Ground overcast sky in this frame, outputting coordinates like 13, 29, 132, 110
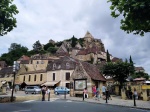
0, 0, 150, 74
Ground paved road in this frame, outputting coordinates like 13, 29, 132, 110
0, 99, 149, 112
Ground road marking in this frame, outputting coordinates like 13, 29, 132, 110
66, 100, 72, 102
23, 100, 35, 103
12, 110, 31, 112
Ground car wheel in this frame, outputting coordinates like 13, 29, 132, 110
25, 91, 28, 94
67, 91, 69, 94
55, 91, 58, 95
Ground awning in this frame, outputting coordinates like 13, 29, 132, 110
41, 81, 60, 86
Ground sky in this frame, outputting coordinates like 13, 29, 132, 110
0, 0, 150, 74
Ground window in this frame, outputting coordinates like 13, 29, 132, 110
40, 74, 43, 81
41, 60, 44, 64
28, 75, 31, 81
34, 75, 36, 81
53, 63, 56, 68
23, 76, 25, 81
66, 72, 70, 80
53, 73, 55, 81
66, 63, 69, 66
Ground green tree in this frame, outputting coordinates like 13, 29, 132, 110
0, 43, 28, 65
103, 62, 133, 94
33, 40, 42, 52
47, 47, 58, 54
106, 49, 111, 62
108, 0, 150, 36
129, 55, 135, 74
0, 0, 19, 36
44, 43, 55, 51
132, 72, 149, 80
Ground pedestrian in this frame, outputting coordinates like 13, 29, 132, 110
15, 85, 19, 93
92, 85, 97, 99
41, 85, 46, 101
102, 84, 106, 96
133, 88, 138, 100
83, 88, 88, 99
47, 87, 50, 101
96, 87, 100, 101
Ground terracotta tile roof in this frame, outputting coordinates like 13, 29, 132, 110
77, 46, 99, 55
81, 61, 106, 81
18, 55, 30, 61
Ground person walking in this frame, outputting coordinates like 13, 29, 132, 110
96, 87, 100, 101
41, 85, 46, 101
133, 88, 138, 100
83, 88, 88, 99
47, 87, 50, 101
92, 85, 97, 99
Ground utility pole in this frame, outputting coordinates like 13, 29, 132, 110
11, 61, 19, 102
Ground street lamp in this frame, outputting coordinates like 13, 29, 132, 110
11, 61, 19, 102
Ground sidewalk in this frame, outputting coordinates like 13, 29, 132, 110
63, 95, 150, 110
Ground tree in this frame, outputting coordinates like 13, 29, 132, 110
0, 43, 28, 65
134, 72, 149, 80
106, 49, 111, 62
108, 0, 150, 36
103, 62, 133, 94
47, 47, 58, 54
33, 40, 42, 52
129, 55, 135, 74
44, 43, 55, 51
0, 0, 19, 36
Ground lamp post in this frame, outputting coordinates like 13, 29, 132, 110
11, 61, 19, 102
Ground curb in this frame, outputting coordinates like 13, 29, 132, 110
64, 98, 150, 110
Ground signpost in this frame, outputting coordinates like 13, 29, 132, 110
10, 61, 19, 102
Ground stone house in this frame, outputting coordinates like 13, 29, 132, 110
0, 66, 14, 87
43, 56, 77, 88
70, 61, 106, 97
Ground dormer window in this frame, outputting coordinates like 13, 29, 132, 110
53, 63, 56, 68
66, 63, 70, 66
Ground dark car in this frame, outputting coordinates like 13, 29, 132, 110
54, 86, 70, 95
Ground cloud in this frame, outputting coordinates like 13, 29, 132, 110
0, 0, 150, 74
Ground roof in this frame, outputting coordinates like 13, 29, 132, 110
84, 31, 94, 38
0, 66, 13, 78
18, 55, 30, 61
47, 56, 77, 71
135, 67, 144, 71
81, 61, 106, 81
133, 77, 146, 81
20, 69, 47, 75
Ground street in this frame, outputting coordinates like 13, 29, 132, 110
0, 99, 149, 112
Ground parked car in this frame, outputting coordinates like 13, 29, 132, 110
54, 86, 70, 95
25, 86, 41, 94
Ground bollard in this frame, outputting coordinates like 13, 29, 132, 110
133, 95, 136, 106
48, 92, 50, 101
106, 90, 108, 103
64, 88, 66, 99
83, 92, 84, 101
